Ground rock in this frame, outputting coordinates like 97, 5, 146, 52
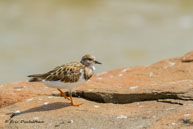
0, 50, 193, 129
0, 96, 186, 129
74, 53, 193, 103
181, 50, 193, 62
0, 81, 57, 108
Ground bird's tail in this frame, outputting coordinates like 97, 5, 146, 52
28, 74, 44, 82
28, 74, 44, 78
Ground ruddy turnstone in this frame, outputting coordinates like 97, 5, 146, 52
28, 54, 102, 106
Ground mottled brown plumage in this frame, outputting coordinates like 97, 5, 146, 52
28, 62, 94, 83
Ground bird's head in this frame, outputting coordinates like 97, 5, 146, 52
81, 54, 102, 67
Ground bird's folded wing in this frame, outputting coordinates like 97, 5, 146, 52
28, 62, 84, 83
45, 65, 82, 83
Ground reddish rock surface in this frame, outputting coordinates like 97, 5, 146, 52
0, 81, 57, 108
181, 50, 193, 62
149, 109, 193, 129
0, 96, 184, 129
0, 50, 193, 129
75, 54, 193, 103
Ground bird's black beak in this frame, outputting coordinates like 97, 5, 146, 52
95, 60, 102, 64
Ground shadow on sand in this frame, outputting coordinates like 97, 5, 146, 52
6, 102, 71, 119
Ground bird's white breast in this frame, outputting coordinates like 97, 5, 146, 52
90, 65, 96, 71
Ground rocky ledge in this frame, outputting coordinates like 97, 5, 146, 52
0, 51, 193, 129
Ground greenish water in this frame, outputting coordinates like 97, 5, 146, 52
0, 0, 193, 84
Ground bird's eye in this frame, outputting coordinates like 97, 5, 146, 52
88, 58, 92, 61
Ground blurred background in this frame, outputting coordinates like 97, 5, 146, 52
0, 0, 193, 84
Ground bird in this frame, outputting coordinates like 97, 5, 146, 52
28, 54, 102, 106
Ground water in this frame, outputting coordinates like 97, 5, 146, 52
0, 0, 193, 84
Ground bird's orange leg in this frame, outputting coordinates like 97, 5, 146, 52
69, 92, 81, 106
57, 88, 70, 100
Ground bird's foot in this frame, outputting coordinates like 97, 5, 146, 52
71, 103, 82, 106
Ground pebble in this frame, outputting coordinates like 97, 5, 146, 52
109, 75, 114, 78
129, 86, 138, 90
122, 68, 129, 72
44, 102, 49, 105
94, 105, 100, 108
117, 115, 127, 119
68, 120, 74, 123
169, 82, 176, 84
166, 108, 175, 111
15, 110, 21, 114
152, 116, 156, 119
119, 74, 123, 77
38, 97, 43, 101
97, 77, 103, 80
26, 98, 34, 102
149, 72, 153, 77
48, 96, 53, 99
184, 114, 190, 117
168, 62, 176, 66
88, 89, 94, 92
97, 72, 107, 76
